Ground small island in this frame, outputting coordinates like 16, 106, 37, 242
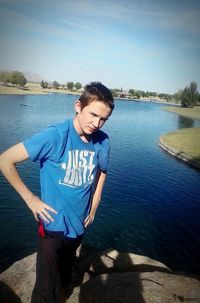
159, 106, 200, 169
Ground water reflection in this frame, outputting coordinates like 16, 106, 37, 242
177, 116, 194, 129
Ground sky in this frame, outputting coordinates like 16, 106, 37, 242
0, 0, 200, 94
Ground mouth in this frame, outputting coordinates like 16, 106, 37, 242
87, 126, 97, 132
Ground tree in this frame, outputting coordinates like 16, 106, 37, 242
67, 82, 74, 90
181, 81, 198, 108
129, 89, 135, 96
52, 81, 60, 89
75, 82, 82, 90
174, 89, 183, 102
41, 80, 45, 88
0, 71, 27, 87
139, 90, 145, 98
136, 91, 140, 99
158, 93, 172, 101
110, 89, 120, 97
0, 71, 11, 86
41, 80, 48, 88
10, 71, 27, 87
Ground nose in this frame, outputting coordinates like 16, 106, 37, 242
93, 117, 101, 128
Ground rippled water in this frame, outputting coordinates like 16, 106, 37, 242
0, 94, 200, 274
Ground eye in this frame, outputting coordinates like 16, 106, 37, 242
90, 112, 98, 117
100, 118, 108, 123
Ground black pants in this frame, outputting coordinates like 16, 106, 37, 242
31, 232, 83, 303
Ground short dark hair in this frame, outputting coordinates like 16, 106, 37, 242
79, 82, 114, 111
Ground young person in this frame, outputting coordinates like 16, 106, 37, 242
0, 82, 114, 303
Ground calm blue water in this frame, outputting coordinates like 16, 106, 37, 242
0, 94, 200, 275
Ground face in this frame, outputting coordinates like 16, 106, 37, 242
74, 100, 112, 136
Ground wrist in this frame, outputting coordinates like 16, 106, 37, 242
89, 209, 96, 218
23, 191, 35, 206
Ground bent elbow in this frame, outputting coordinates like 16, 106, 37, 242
0, 152, 15, 173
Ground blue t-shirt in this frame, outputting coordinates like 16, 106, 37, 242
23, 119, 110, 238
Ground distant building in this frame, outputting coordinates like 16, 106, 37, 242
117, 90, 132, 98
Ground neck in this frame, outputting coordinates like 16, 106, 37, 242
73, 117, 91, 143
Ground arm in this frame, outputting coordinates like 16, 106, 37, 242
84, 169, 107, 228
0, 143, 57, 223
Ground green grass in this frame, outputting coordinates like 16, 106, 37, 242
163, 106, 200, 120
160, 128, 200, 166
0, 83, 81, 96
0, 83, 46, 95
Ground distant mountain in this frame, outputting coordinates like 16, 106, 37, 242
0, 69, 46, 83
22, 71, 46, 83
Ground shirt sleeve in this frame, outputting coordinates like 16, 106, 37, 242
98, 136, 110, 172
23, 126, 59, 162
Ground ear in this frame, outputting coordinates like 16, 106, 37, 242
75, 100, 82, 114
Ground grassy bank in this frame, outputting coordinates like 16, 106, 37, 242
0, 83, 80, 96
0, 84, 45, 95
159, 128, 200, 168
160, 106, 200, 169
163, 106, 200, 120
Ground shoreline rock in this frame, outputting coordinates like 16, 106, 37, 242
1, 246, 200, 303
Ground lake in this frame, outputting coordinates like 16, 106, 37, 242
0, 93, 200, 275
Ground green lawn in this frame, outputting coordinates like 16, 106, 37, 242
160, 128, 200, 167
163, 106, 200, 120
0, 83, 81, 96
